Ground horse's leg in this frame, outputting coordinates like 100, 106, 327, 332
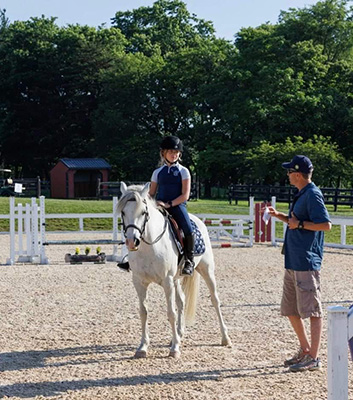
163, 276, 181, 358
132, 276, 150, 358
197, 260, 232, 346
175, 279, 185, 339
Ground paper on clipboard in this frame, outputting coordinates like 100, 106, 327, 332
262, 206, 271, 225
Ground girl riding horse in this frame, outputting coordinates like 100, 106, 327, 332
119, 135, 195, 276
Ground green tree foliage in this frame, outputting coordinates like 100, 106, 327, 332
238, 135, 352, 186
111, 0, 215, 55
95, 0, 232, 181
1, 0, 353, 191
230, 0, 353, 156
0, 17, 125, 177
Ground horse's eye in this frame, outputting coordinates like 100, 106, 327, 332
121, 211, 125, 217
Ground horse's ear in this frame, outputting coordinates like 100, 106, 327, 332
120, 182, 128, 195
141, 182, 150, 199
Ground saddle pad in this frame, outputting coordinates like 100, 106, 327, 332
191, 219, 205, 256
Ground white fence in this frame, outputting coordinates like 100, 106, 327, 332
0, 196, 254, 265
2, 195, 353, 265
327, 306, 353, 400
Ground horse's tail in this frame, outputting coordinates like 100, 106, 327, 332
182, 272, 200, 326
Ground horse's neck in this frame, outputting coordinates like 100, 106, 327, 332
145, 204, 167, 239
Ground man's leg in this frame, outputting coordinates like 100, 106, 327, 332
309, 316, 322, 359
288, 315, 310, 353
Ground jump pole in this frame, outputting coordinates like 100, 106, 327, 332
7, 196, 16, 265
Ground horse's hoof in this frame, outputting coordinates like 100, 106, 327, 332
134, 350, 147, 358
222, 337, 232, 347
169, 350, 181, 359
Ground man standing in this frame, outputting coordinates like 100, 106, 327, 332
268, 155, 331, 372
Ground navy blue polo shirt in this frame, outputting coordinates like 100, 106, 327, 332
151, 163, 190, 202
283, 182, 330, 271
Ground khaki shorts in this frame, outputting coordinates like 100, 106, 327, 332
281, 269, 322, 319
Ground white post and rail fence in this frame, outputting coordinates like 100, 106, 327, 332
2, 195, 353, 264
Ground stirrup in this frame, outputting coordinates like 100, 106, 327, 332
181, 260, 194, 276
117, 261, 130, 272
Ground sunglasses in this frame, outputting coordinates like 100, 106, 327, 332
287, 169, 298, 174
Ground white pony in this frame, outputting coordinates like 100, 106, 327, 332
118, 182, 231, 358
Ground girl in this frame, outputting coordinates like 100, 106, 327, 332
149, 136, 195, 275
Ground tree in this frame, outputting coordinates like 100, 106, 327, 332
237, 135, 352, 186
95, 0, 233, 181
0, 17, 125, 177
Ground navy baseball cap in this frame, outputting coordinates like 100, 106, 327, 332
282, 155, 313, 173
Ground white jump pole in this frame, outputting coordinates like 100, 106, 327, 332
17, 203, 23, 257
271, 196, 277, 246
30, 197, 39, 262
249, 196, 254, 247
18, 202, 32, 263
25, 203, 31, 257
110, 196, 119, 261
39, 196, 48, 264
327, 305, 349, 400
7, 196, 16, 265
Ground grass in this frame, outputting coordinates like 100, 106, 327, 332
0, 196, 352, 245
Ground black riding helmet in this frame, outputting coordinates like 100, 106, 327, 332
160, 136, 183, 152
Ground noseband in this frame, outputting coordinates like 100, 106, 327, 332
121, 198, 168, 246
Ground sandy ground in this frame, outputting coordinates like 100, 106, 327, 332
0, 233, 352, 400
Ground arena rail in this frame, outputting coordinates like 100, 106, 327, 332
327, 305, 353, 400
3, 196, 123, 265
1, 196, 255, 265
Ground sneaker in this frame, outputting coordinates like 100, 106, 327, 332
289, 354, 322, 372
284, 348, 308, 366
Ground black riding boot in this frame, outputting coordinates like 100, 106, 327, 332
117, 255, 130, 272
182, 233, 195, 276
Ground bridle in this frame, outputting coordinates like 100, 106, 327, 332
121, 198, 168, 246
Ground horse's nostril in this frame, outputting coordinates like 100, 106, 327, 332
135, 238, 140, 247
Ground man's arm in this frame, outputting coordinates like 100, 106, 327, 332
289, 212, 332, 231
267, 206, 289, 224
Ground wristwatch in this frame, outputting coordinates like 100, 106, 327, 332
168, 201, 173, 207
298, 220, 304, 230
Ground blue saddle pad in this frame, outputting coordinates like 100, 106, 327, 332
191, 219, 205, 255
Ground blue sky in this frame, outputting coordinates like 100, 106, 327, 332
1, 0, 319, 40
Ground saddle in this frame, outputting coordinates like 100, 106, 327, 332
162, 210, 206, 257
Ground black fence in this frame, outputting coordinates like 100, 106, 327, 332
0, 177, 50, 198
227, 184, 353, 211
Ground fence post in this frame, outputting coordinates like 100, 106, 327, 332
37, 176, 41, 198
327, 305, 348, 400
39, 195, 48, 264
271, 196, 276, 246
111, 196, 119, 261
96, 178, 101, 198
30, 197, 39, 262
334, 188, 339, 212
249, 197, 254, 247
6, 196, 16, 265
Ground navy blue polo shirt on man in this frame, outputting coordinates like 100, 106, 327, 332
283, 182, 331, 271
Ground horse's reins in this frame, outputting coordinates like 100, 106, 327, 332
122, 198, 168, 246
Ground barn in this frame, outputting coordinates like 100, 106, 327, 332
50, 158, 111, 199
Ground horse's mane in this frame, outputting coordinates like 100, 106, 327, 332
117, 184, 157, 214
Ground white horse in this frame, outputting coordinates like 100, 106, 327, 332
118, 182, 231, 358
